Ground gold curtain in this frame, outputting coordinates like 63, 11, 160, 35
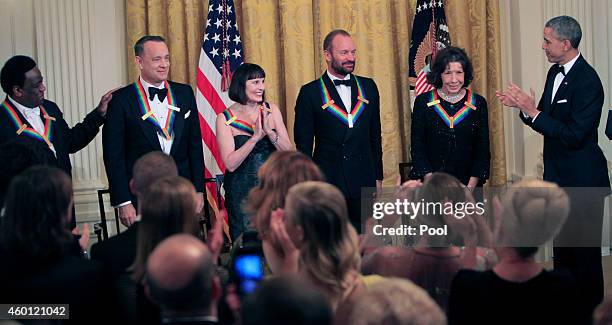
125, 0, 206, 86
125, 0, 506, 185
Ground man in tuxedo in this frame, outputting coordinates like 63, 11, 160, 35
605, 110, 612, 140
103, 35, 204, 227
497, 15, 610, 312
294, 30, 383, 232
146, 234, 221, 325
91, 151, 178, 321
0, 55, 113, 227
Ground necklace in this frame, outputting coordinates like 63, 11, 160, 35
438, 88, 465, 103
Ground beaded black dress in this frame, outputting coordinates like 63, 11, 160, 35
409, 89, 490, 185
222, 108, 276, 241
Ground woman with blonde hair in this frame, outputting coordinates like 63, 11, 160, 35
449, 179, 582, 324
269, 181, 365, 311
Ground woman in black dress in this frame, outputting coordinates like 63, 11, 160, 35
410, 47, 490, 190
215, 63, 292, 241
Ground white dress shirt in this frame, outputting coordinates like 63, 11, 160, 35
551, 52, 580, 103
525, 52, 580, 122
139, 77, 174, 155
8, 96, 56, 155
326, 70, 352, 112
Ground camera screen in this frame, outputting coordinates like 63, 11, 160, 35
234, 254, 264, 294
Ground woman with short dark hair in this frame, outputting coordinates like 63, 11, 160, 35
216, 63, 292, 241
409, 46, 490, 190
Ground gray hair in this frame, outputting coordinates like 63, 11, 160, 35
545, 16, 582, 49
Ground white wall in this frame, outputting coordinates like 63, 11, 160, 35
0, 0, 127, 235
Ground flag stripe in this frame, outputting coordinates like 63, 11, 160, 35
199, 114, 225, 172
197, 0, 243, 239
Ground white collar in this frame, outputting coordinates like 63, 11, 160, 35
560, 52, 580, 75
139, 76, 165, 99
7, 95, 40, 117
326, 70, 350, 82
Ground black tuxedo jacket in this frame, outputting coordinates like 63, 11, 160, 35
103, 81, 204, 206
294, 73, 383, 198
605, 110, 612, 140
0, 98, 104, 175
91, 223, 138, 276
520, 55, 609, 187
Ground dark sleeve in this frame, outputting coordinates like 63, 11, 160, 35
518, 96, 544, 127
531, 73, 605, 149
294, 85, 315, 158
470, 96, 490, 180
89, 241, 103, 262
368, 80, 383, 180
51, 101, 105, 153
520, 71, 548, 127
185, 87, 205, 192
448, 270, 478, 325
102, 95, 130, 206
605, 110, 612, 140
409, 95, 433, 178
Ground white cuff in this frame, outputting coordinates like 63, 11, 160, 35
114, 201, 132, 208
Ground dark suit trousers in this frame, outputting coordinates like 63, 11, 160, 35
554, 191, 606, 315
346, 197, 362, 234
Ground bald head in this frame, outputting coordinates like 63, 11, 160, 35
146, 234, 217, 312
131, 152, 178, 197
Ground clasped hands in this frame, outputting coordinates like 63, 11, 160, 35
251, 107, 277, 141
495, 83, 539, 118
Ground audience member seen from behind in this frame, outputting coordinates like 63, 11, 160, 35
0, 137, 55, 209
244, 151, 324, 274
241, 275, 333, 325
216, 63, 293, 241
349, 277, 446, 325
90, 152, 178, 322
146, 234, 221, 325
130, 176, 201, 324
268, 181, 368, 312
448, 179, 582, 324
594, 298, 612, 325
0, 166, 116, 322
362, 172, 494, 313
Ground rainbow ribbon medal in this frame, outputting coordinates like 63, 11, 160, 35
134, 79, 177, 140
1, 99, 55, 148
427, 89, 477, 128
222, 109, 254, 135
318, 76, 368, 128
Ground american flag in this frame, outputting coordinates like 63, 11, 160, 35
196, 0, 243, 232
408, 0, 451, 96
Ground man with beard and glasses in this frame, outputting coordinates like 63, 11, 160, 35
294, 29, 383, 233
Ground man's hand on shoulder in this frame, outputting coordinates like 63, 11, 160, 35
96, 87, 119, 117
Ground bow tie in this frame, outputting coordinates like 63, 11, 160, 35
24, 107, 41, 118
553, 64, 566, 76
149, 87, 168, 102
333, 79, 351, 87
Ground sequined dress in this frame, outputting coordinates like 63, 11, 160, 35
224, 135, 275, 241
409, 89, 490, 185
